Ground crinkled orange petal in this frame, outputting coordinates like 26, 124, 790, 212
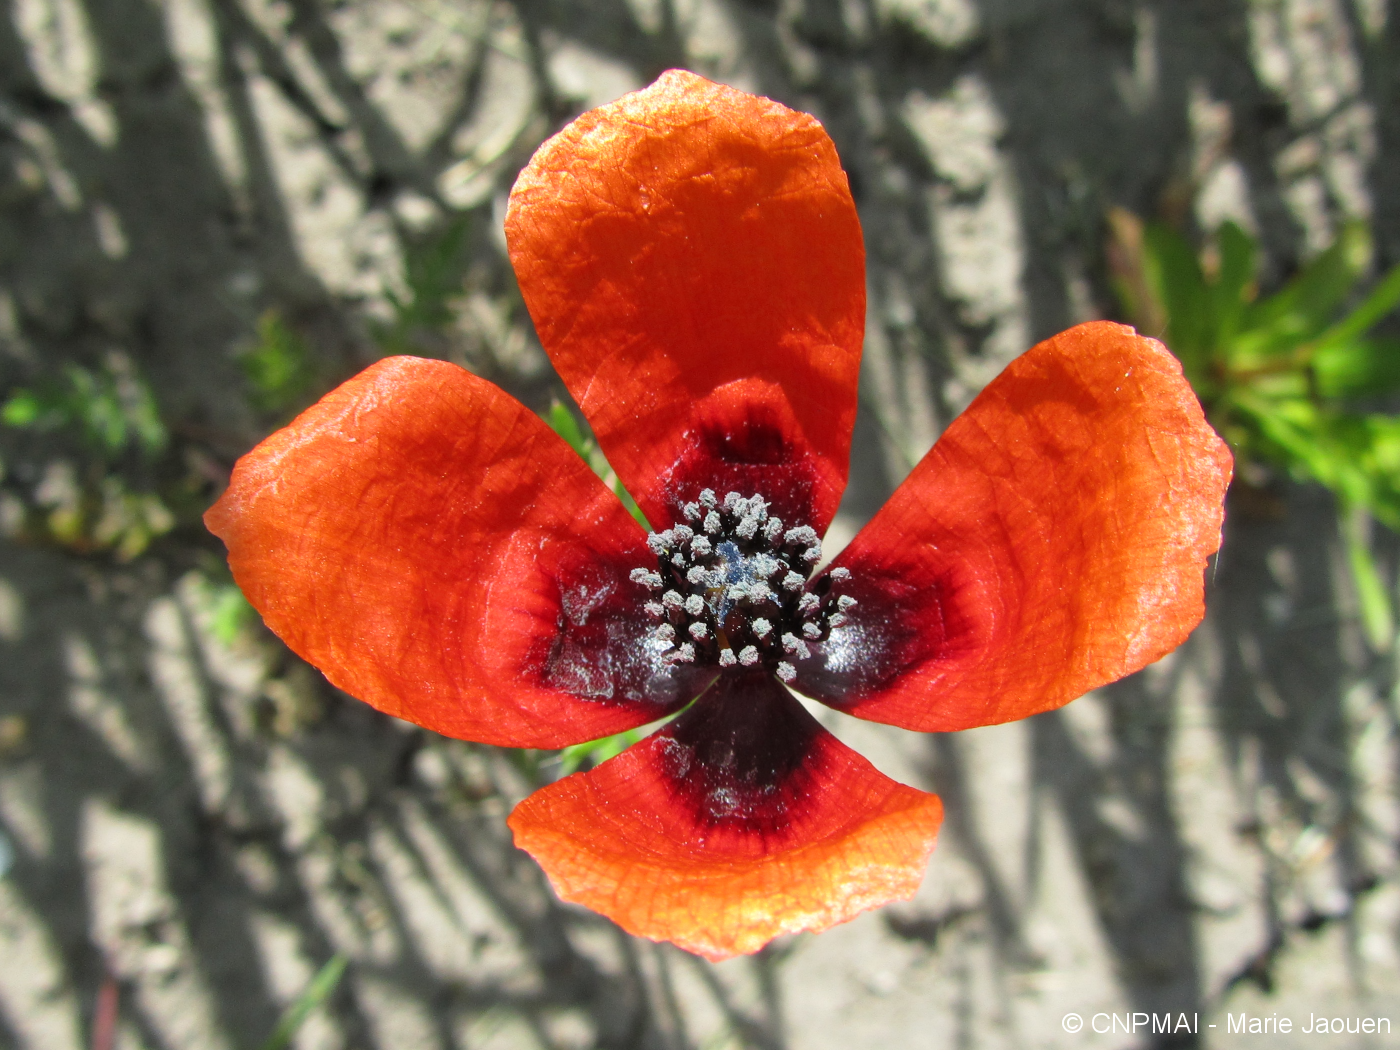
205, 357, 697, 749
793, 322, 1233, 731
505, 69, 865, 533
509, 674, 943, 960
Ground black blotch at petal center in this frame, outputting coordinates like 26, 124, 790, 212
654, 673, 823, 833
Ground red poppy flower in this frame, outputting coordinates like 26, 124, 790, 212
205, 71, 1232, 961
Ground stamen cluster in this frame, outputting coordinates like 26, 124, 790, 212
630, 489, 857, 682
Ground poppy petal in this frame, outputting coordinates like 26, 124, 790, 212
508, 673, 943, 960
505, 70, 865, 533
793, 322, 1233, 731
205, 357, 700, 749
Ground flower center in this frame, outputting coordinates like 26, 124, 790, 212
629, 489, 857, 683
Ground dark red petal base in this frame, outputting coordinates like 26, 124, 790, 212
509, 674, 943, 960
655, 378, 840, 531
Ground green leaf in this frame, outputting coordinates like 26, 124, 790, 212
1324, 415, 1400, 529
110, 363, 167, 457
376, 214, 474, 352
242, 312, 314, 413
64, 365, 126, 455
1343, 508, 1394, 654
1212, 221, 1257, 343
1237, 222, 1371, 358
547, 400, 591, 460
1313, 337, 1400, 398
554, 707, 689, 776
544, 401, 651, 530
1231, 393, 1332, 481
258, 954, 348, 1050
1143, 223, 1212, 379
613, 477, 649, 530
0, 391, 45, 428
3, 361, 166, 460
210, 584, 256, 646
1235, 405, 1400, 530
557, 727, 645, 776
1314, 262, 1400, 349
401, 214, 472, 331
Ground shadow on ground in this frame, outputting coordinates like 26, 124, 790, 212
2, 1, 1399, 1048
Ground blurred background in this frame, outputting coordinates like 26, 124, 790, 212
2, 0, 1400, 1047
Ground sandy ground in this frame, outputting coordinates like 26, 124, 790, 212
3, 0, 1400, 1047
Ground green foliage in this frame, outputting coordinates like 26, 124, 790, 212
6, 463, 176, 561
1112, 212, 1400, 650
258, 953, 347, 1050
1, 356, 174, 559
552, 706, 692, 777
242, 311, 315, 414
88, 477, 176, 561
557, 726, 647, 776
377, 214, 475, 354
546, 400, 649, 529
2, 356, 167, 461
191, 574, 259, 646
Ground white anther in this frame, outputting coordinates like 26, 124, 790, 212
662, 590, 684, 610
802, 544, 822, 563
781, 633, 810, 659
689, 621, 709, 641
690, 535, 712, 556
723, 491, 742, 511
630, 568, 663, 589
672, 525, 694, 543
687, 566, 707, 585
684, 594, 705, 617
700, 488, 717, 508
726, 583, 750, 602
748, 581, 774, 604
752, 554, 779, 578
781, 572, 805, 592
828, 567, 851, 582
683, 502, 701, 521
705, 569, 726, 589
647, 533, 667, 554
752, 618, 772, 639
704, 511, 722, 534
672, 642, 696, 663
798, 593, 820, 615
785, 526, 817, 546
802, 622, 823, 639
828, 613, 847, 628
764, 517, 783, 541
736, 515, 760, 540
776, 661, 796, 682
655, 623, 676, 641
738, 645, 761, 666
644, 601, 664, 618
671, 553, 686, 568
719, 648, 737, 667
838, 595, 858, 610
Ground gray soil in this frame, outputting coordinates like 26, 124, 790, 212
3, 0, 1400, 1048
